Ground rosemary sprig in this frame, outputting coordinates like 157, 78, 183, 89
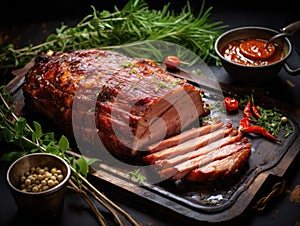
0, 86, 141, 226
0, 0, 227, 80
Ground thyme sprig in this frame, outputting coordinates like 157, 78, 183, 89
0, 0, 227, 79
0, 86, 141, 226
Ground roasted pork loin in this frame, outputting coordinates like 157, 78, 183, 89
23, 48, 252, 182
22, 49, 206, 160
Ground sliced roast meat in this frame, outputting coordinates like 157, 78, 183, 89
142, 125, 234, 164
130, 87, 205, 153
22, 49, 206, 160
158, 137, 251, 179
147, 119, 224, 153
186, 147, 251, 182
152, 131, 242, 169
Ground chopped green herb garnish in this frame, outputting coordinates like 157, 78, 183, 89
132, 82, 138, 89
120, 61, 136, 68
157, 81, 169, 89
256, 107, 293, 137
128, 169, 145, 183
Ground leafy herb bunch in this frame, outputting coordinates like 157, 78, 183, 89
0, 0, 227, 80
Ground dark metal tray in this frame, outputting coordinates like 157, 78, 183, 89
6, 54, 300, 224
87, 75, 299, 224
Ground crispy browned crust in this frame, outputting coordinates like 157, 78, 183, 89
23, 49, 205, 160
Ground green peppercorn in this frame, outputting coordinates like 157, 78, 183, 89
19, 165, 64, 192
281, 116, 288, 123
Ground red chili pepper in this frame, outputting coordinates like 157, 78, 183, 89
238, 117, 250, 136
243, 98, 252, 118
242, 125, 279, 142
251, 94, 261, 119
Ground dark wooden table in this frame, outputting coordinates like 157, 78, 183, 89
1, 1, 300, 225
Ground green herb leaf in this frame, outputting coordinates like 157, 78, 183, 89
32, 121, 43, 141
87, 158, 101, 166
76, 156, 89, 178
128, 169, 145, 183
14, 118, 27, 135
45, 141, 60, 154
58, 135, 69, 153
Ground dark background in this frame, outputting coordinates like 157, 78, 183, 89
1, 0, 300, 53
1, 1, 300, 226
0, 0, 299, 24
1, 0, 299, 23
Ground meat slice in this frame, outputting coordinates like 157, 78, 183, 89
22, 49, 205, 160
147, 119, 224, 153
142, 125, 234, 164
186, 147, 251, 182
152, 132, 241, 169
158, 137, 251, 179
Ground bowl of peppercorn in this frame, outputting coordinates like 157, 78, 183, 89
6, 153, 71, 218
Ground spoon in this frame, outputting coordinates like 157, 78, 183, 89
239, 21, 300, 60
239, 39, 275, 60
266, 21, 300, 46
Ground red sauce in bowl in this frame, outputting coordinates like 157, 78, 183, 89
221, 38, 284, 66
